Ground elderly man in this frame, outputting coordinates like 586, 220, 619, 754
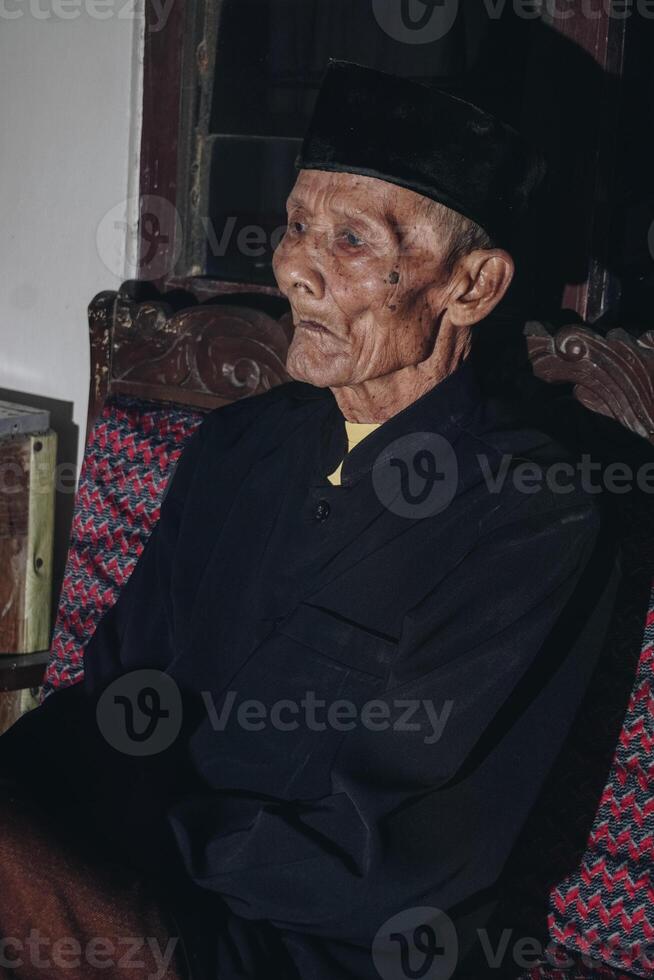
0, 62, 619, 979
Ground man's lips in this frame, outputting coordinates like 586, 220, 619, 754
296, 319, 332, 335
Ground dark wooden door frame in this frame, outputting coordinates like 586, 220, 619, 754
138, 0, 283, 302
137, 0, 631, 319
528, 3, 628, 322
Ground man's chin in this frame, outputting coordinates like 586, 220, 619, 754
286, 362, 336, 389
286, 348, 347, 389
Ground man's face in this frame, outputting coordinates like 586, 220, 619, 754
273, 170, 454, 388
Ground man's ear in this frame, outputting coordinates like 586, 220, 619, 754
446, 249, 515, 327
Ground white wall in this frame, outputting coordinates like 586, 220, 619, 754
0, 0, 144, 455
0, 1, 144, 600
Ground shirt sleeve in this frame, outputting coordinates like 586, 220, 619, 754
165, 493, 620, 949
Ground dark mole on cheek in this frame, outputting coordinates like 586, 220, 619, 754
388, 304, 397, 311
388, 271, 400, 284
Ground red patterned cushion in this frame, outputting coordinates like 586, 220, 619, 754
543, 584, 654, 977
520, 945, 641, 979
513, 579, 654, 979
43, 396, 204, 697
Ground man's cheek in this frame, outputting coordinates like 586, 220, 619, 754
329, 264, 385, 310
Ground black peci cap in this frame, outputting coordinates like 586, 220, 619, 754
296, 60, 546, 247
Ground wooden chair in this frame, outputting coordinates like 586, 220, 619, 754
0, 281, 292, 718
3, 293, 650, 687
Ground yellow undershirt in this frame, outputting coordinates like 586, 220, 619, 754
327, 421, 381, 486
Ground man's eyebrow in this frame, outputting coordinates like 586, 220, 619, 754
336, 203, 379, 221
286, 195, 394, 235
331, 201, 394, 233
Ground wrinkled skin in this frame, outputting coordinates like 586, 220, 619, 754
272, 170, 514, 422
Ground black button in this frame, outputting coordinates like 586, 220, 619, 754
314, 499, 331, 522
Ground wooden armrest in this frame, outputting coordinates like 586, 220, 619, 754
0, 652, 49, 693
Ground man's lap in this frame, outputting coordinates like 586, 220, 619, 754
0, 786, 183, 980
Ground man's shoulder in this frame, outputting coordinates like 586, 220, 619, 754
162, 380, 330, 511
199, 380, 330, 442
455, 398, 610, 545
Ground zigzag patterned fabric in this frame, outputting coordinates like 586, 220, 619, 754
546, 584, 654, 978
520, 944, 641, 979
42, 396, 204, 698
518, 580, 654, 979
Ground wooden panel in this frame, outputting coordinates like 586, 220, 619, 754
0, 652, 51, 694
87, 291, 115, 441
85, 285, 293, 432
0, 432, 57, 657
523, 3, 627, 321
24, 432, 57, 654
0, 691, 23, 736
163, 276, 284, 303
0, 688, 40, 736
138, 0, 187, 281
0, 438, 30, 655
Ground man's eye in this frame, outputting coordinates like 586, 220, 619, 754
292, 221, 306, 234
341, 230, 365, 248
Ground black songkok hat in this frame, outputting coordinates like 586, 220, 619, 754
296, 60, 546, 247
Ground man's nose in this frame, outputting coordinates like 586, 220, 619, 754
279, 232, 326, 299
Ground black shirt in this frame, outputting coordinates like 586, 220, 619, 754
0, 359, 620, 979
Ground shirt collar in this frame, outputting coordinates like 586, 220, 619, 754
307, 358, 482, 487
